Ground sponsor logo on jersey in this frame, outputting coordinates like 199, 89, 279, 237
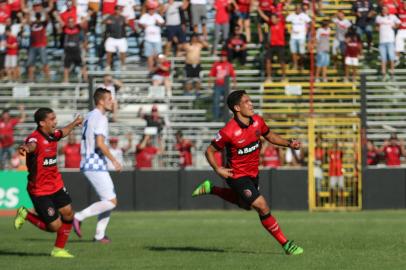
237, 141, 260, 155
43, 156, 57, 167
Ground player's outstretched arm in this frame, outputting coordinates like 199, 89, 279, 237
264, 130, 301, 150
96, 135, 122, 172
60, 115, 84, 138
205, 145, 233, 179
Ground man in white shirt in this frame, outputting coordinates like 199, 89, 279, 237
332, 10, 352, 68
376, 6, 400, 80
73, 88, 122, 243
286, 5, 311, 70
138, 2, 165, 71
107, 134, 132, 170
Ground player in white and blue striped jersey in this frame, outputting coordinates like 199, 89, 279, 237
73, 88, 122, 243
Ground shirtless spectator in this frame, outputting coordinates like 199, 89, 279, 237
183, 33, 208, 95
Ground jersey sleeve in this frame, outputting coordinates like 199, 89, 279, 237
256, 115, 270, 136
53, 129, 63, 141
211, 129, 231, 150
94, 115, 108, 138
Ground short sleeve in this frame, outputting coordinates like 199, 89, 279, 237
256, 115, 270, 136
94, 115, 108, 137
53, 129, 63, 141
211, 129, 230, 150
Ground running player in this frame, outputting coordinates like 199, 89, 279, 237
192, 90, 304, 255
14, 108, 83, 258
73, 88, 122, 243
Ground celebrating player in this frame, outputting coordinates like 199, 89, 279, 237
192, 90, 304, 255
73, 88, 122, 243
14, 108, 83, 258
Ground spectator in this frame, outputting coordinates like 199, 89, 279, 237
63, 17, 88, 83
208, 50, 237, 120
76, 0, 91, 30
0, 0, 11, 28
344, 30, 362, 82
107, 134, 132, 170
315, 20, 331, 83
9, 0, 25, 24
367, 140, 379, 165
314, 135, 325, 199
190, 0, 208, 40
138, 105, 166, 137
104, 4, 128, 71
265, 14, 287, 83
212, 0, 236, 55
152, 54, 172, 96
162, 0, 188, 56
236, 0, 251, 42
352, 0, 375, 52
285, 145, 304, 167
378, 0, 399, 15
286, 5, 311, 71
175, 130, 193, 168
5, 26, 18, 82
395, 1, 406, 65
61, 133, 81, 168
257, 0, 273, 43
376, 6, 400, 81
102, 0, 118, 16
118, 0, 137, 31
0, 105, 25, 169
183, 33, 208, 95
135, 134, 160, 169
379, 133, 406, 166
138, 1, 165, 71
100, 74, 122, 122
10, 151, 26, 171
332, 10, 352, 70
261, 140, 283, 168
328, 141, 344, 206
226, 25, 247, 65
27, 11, 50, 82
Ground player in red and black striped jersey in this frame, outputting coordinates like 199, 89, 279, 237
192, 90, 304, 255
14, 107, 83, 258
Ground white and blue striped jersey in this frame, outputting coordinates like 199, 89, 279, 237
80, 108, 109, 171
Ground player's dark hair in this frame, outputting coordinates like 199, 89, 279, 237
227, 90, 247, 113
93, 87, 111, 105
34, 107, 54, 126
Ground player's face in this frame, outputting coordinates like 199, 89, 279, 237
41, 112, 57, 134
102, 93, 114, 112
236, 95, 254, 117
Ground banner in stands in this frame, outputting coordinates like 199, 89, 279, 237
0, 171, 32, 209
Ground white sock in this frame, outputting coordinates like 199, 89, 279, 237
95, 211, 111, 240
74, 200, 115, 222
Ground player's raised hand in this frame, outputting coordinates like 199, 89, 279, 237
74, 114, 84, 127
112, 160, 123, 172
216, 167, 233, 179
289, 139, 301, 150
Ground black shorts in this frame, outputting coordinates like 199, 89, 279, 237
257, 11, 272, 24
64, 50, 82, 68
267, 46, 285, 63
185, 63, 201, 79
29, 187, 72, 224
226, 176, 260, 207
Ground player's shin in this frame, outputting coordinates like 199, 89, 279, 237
54, 219, 73, 249
259, 213, 288, 245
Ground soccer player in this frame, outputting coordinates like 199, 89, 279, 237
14, 108, 83, 258
192, 90, 304, 255
73, 88, 122, 243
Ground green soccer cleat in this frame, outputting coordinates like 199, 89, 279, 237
14, 206, 28, 230
283, 240, 304, 255
192, 179, 213, 197
50, 248, 75, 258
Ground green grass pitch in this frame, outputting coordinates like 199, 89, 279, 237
0, 210, 405, 270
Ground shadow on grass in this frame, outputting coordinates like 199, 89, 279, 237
0, 250, 49, 257
145, 246, 280, 255
24, 238, 95, 243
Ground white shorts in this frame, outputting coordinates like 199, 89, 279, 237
84, 171, 116, 201
105, 37, 128, 53
329, 175, 344, 189
5, 55, 17, 68
395, 29, 406, 53
345, 57, 359, 66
